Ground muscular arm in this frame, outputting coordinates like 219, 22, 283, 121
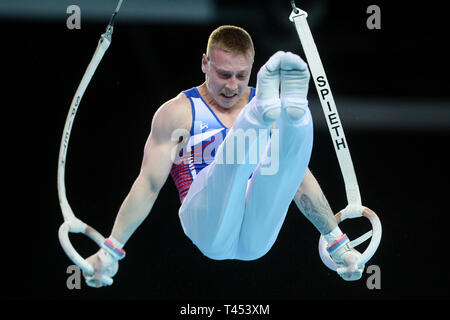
295, 169, 365, 280
294, 168, 337, 235
109, 135, 173, 245
110, 94, 191, 245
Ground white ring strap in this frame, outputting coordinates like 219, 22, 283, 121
289, 4, 382, 269
57, 0, 123, 285
289, 8, 360, 205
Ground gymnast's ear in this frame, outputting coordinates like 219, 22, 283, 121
201, 53, 208, 73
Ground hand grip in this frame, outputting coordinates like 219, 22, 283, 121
58, 220, 113, 285
318, 206, 382, 271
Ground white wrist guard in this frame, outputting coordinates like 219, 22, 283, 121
327, 234, 351, 263
102, 237, 126, 260
327, 233, 364, 281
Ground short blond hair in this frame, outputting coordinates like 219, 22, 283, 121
206, 25, 255, 59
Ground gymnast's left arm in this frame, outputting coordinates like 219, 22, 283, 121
294, 168, 364, 280
294, 168, 337, 235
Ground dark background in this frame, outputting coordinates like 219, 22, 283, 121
4, 0, 450, 303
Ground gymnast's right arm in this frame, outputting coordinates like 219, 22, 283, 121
83, 94, 191, 287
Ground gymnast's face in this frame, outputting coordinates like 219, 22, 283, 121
202, 48, 253, 109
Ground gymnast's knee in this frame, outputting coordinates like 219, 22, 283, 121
201, 244, 269, 261
197, 241, 238, 260
233, 243, 272, 261
189, 234, 272, 261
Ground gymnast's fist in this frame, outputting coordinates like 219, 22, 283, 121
83, 248, 119, 288
327, 234, 364, 281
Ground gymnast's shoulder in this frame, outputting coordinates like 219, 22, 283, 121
149, 92, 192, 140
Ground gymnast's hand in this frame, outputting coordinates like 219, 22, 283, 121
327, 234, 364, 281
83, 248, 119, 288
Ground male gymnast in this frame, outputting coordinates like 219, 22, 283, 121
85, 25, 363, 287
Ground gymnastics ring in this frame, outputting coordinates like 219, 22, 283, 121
57, 0, 123, 286
289, 1, 382, 272
58, 218, 113, 285
318, 205, 382, 271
